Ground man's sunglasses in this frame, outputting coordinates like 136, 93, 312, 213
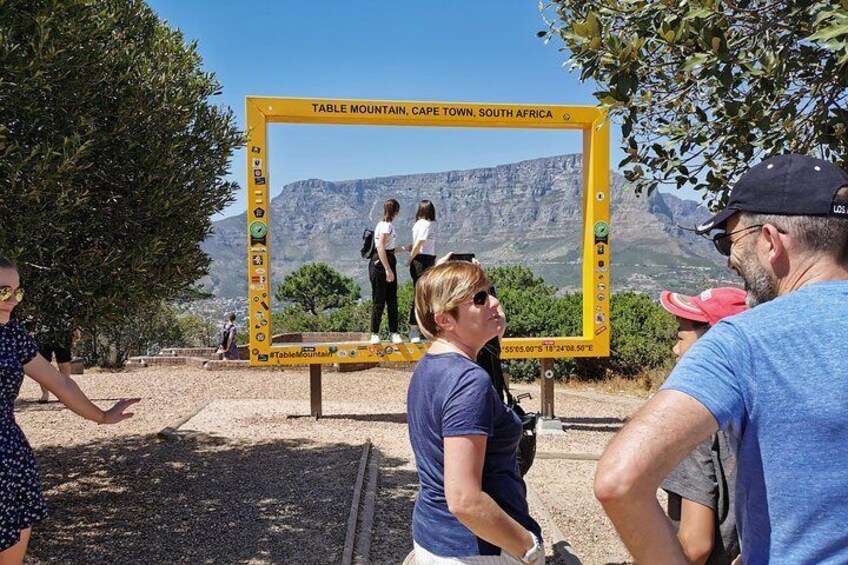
711, 225, 764, 256
470, 285, 497, 306
0, 286, 24, 302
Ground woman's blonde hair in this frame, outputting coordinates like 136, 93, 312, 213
414, 261, 489, 337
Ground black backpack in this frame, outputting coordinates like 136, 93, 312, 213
361, 228, 376, 259
218, 325, 231, 349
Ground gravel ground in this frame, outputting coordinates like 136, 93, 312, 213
14, 365, 651, 564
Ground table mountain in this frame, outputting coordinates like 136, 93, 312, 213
201, 154, 737, 298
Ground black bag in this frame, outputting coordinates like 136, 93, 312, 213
218, 327, 230, 349
361, 228, 376, 259
508, 392, 538, 477
477, 337, 538, 477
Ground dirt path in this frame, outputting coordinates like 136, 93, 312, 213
16, 366, 646, 564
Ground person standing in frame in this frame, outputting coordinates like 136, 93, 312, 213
406, 200, 437, 343
0, 255, 139, 563
370, 198, 405, 345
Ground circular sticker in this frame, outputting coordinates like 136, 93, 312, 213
251, 348, 259, 355
544, 369, 554, 380
596, 192, 605, 201
249, 221, 267, 238
256, 332, 266, 342
329, 345, 337, 353
349, 350, 356, 358
593, 221, 610, 239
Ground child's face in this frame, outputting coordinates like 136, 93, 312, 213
673, 318, 708, 362
0, 267, 21, 321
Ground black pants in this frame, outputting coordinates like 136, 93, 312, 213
408, 254, 436, 326
369, 251, 398, 334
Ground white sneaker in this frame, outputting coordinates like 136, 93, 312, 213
369, 334, 381, 344
391, 333, 403, 344
409, 327, 421, 343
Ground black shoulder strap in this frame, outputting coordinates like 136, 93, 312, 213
477, 337, 508, 404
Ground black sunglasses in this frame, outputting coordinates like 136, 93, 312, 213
711, 225, 764, 256
470, 285, 497, 306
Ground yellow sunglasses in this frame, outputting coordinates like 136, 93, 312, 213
0, 287, 24, 302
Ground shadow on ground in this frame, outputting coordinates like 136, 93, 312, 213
560, 416, 624, 433
288, 413, 408, 425
27, 435, 410, 564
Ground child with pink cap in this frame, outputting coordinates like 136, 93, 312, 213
659, 287, 747, 565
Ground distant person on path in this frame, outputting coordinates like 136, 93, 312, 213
659, 287, 747, 565
406, 200, 437, 343
369, 198, 405, 345
0, 255, 139, 564
34, 326, 79, 403
219, 312, 239, 360
406, 261, 544, 564
594, 154, 848, 563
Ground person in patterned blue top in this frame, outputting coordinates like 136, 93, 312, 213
0, 255, 139, 563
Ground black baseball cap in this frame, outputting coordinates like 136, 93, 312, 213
695, 154, 848, 235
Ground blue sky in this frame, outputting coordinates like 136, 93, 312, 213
147, 1, 643, 219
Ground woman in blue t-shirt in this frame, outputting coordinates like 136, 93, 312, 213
406, 261, 544, 564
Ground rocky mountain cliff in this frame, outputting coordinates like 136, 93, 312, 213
201, 155, 737, 297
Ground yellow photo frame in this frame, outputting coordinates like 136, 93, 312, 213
244, 97, 610, 366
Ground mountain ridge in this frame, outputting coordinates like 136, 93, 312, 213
201, 154, 737, 298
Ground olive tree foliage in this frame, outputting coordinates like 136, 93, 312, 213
0, 0, 244, 342
540, 0, 848, 207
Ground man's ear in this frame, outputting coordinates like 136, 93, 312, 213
761, 223, 787, 266
433, 311, 455, 333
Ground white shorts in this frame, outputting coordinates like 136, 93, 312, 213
412, 542, 545, 564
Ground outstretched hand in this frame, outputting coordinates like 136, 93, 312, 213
100, 398, 141, 424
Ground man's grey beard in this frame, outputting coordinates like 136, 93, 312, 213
738, 251, 778, 307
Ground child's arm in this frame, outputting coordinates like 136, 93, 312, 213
24, 355, 139, 423
677, 498, 716, 565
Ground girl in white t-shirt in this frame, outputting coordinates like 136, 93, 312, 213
406, 200, 437, 342
369, 198, 406, 344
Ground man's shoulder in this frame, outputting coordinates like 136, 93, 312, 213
723, 283, 848, 333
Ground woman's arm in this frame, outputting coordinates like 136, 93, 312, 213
444, 435, 536, 558
24, 355, 139, 424
376, 232, 394, 282
677, 498, 715, 565
407, 239, 425, 264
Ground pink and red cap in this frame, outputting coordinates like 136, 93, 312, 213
660, 287, 748, 326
